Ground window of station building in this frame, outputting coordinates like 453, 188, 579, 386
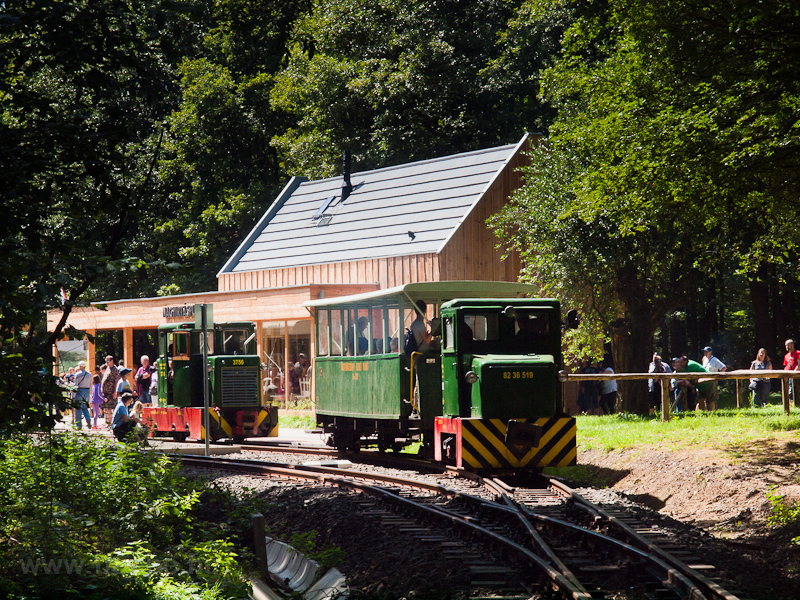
288, 319, 311, 364
316, 310, 330, 356
261, 322, 286, 403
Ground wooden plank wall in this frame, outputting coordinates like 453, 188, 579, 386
219, 253, 441, 292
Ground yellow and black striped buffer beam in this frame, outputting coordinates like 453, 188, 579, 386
459, 417, 576, 469
202, 409, 233, 440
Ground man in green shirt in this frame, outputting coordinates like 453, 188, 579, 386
673, 355, 716, 411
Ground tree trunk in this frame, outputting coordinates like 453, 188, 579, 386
749, 276, 771, 357
609, 318, 654, 415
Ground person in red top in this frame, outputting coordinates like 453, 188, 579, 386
783, 339, 800, 404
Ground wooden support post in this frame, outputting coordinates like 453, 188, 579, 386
660, 379, 670, 422
735, 378, 741, 409
782, 377, 791, 415
252, 512, 266, 572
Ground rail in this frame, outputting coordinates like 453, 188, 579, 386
558, 369, 800, 421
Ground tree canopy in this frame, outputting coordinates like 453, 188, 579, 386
491, 0, 800, 411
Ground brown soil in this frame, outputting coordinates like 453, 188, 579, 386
573, 439, 800, 599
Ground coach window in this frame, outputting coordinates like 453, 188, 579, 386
330, 309, 343, 356
386, 304, 401, 353
316, 309, 330, 357
371, 302, 386, 354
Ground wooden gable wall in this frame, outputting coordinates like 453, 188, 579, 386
438, 138, 530, 282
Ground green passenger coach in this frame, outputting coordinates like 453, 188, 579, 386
303, 281, 577, 471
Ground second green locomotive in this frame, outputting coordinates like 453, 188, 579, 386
143, 320, 278, 442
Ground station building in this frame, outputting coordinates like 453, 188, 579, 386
48, 135, 533, 406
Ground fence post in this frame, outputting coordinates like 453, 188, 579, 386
782, 377, 791, 415
735, 379, 742, 409
252, 512, 266, 573
660, 379, 670, 422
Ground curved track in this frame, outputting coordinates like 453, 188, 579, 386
175, 453, 742, 600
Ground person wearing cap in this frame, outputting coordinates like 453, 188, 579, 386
111, 392, 141, 442
701, 346, 725, 411
72, 361, 93, 429
101, 355, 120, 426
116, 366, 133, 400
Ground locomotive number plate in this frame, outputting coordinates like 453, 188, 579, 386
232, 359, 245, 366
502, 371, 535, 379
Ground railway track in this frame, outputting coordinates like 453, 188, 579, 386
176, 453, 742, 600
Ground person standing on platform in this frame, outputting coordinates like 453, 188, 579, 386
101, 355, 120, 426
90, 374, 105, 428
701, 346, 726, 411
135, 355, 153, 406
72, 361, 92, 429
783, 339, 800, 404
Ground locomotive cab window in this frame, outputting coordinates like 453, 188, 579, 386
171, 332, 190, 359
463, 313, 499, 342
222, 329, 246, 355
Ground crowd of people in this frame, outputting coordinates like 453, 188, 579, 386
58, 354, 156, 443
576, 339, 800, 414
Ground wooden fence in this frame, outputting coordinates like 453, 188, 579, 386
558, 369, 800, 421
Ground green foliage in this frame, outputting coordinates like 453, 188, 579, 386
280, 413, 317, 429
490, 0, 800, 412
766, 487, 800, 545
271, 0, 558, 176
0, 433, 248, 599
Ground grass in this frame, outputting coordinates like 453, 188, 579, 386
577, 404, 800, 453
279, 413, 317, 429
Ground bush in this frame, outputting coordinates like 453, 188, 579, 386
0, 432, 249, 599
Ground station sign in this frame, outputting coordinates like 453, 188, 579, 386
163, 305, 194, 319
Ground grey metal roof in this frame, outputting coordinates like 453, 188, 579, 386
219, 135, 528, 275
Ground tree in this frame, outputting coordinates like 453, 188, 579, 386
140, 0, 311, 296
0, 0, 207, 430
492, 0, 800, 412
270, 0, 561, 177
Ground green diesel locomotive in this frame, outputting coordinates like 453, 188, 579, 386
142, 320, 278, 442
303, 281, 577, 470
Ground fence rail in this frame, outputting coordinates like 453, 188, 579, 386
557, 370, 800, 420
